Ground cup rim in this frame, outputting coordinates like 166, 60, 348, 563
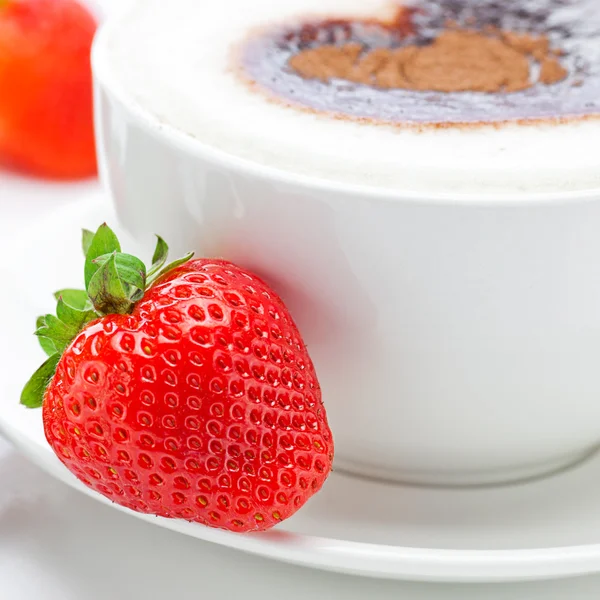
92, 13, 600, 208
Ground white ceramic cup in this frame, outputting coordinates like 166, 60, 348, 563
92, 22, 600, 486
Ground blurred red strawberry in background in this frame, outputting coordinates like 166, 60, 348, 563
0, 0, 98, 179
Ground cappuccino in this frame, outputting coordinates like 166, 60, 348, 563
106, 0, 600, 193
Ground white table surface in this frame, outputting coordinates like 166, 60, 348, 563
2, 1, 600, 596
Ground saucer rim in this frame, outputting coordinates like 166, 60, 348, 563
5, 415, 600, 584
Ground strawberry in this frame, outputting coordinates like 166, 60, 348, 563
0, 0, 98, 179
21, 225, 333, 532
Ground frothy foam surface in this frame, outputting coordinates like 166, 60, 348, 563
104, 0, 600, 194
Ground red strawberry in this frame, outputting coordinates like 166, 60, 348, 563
0, 0, 98, 179
22, 225, 333, 532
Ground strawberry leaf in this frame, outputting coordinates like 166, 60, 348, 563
84, 224, 121, 287
20, 354, 61, 409
88, 252, 133, 315
54, 289, 92, 310
149, 235, 169, 276
82, 229, 95, 256
92, 252, 146, 294
36, 299, 96, 356
36, 316, 57, 357
148, 252, 194, 285
36, 314, 79, 353
37, 314, 78, 341
56, 298, 96, 331
158, 252, 195, 278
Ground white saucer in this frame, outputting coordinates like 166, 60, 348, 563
5, 196, 600, 583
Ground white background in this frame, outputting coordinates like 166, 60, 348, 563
2, 1, 600, 597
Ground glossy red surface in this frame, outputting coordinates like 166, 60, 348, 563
43, 259, 333, 532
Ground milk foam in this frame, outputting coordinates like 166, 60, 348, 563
104, 0, 600, 195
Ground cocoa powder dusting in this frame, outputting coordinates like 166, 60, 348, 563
239, 0, 600, 125
288, 27, 568, 93
539, 56, 568, 84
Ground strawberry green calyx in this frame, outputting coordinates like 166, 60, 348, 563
20, 223, 193, 409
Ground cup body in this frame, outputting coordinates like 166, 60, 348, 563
93, 33, 600, 485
